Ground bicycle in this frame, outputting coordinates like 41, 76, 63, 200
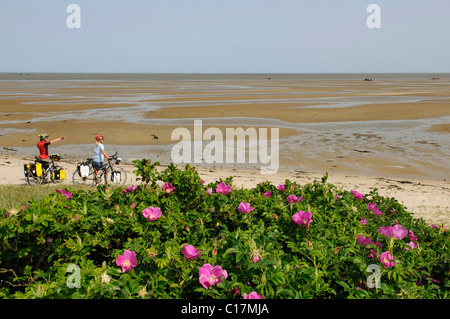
72, 152, 127, 187
24, 153, 66, 186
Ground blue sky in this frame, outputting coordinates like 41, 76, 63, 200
1, 0, 449, 73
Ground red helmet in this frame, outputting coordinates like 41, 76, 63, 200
95, 134, 104, 141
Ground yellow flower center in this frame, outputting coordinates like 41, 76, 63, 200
209, 275, 217, 283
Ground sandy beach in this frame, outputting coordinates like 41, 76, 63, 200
0, 74, 449, 227
1, 152, 449, 228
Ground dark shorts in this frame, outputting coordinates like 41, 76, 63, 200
38, 158, 51, 168
92, 161, 105, 170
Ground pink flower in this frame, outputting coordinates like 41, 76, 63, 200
116, 250, 137, 273
377, 224, 408, 240
206, 187, 213, 195
198, 263, 228, 289
56, 189, 72, 199
262, 191, 272, 197
430, 224, 446, 232
429, 277, 440, 284
380, 251, 395, 268
277, 184, 285, 191
238, 202, 254, 214
162, 182, 175, 194
358, 235, 381, 248
216, 182, 231, 195
142, 206, 162, 221
181, 244, 202, 260
292, 211, 313, 229
122, 185, 138, 193
360, 218, 367, 225
243, 291, 264, 299
287, 195, 303, 204
420, 275, 440, 284
130, 202, 137, 209
21, 203, 28, 211
351, 190, 364, 200
409, 230, 418, 241
404, 242, 417, 251
252, 250, 261, 263
358, 235, 371, 246
367, 203, 384, 215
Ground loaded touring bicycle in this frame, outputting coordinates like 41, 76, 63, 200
72, 152, 127, 187
24, 153, 66, 185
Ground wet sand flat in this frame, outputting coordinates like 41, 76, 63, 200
0, 74, 449, 181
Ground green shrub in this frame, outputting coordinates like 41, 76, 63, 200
0, 160, 448, 299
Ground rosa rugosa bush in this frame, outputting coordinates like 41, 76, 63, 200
0, 161, 448, 299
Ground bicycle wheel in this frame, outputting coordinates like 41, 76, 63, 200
105, 166, 127, 187
26, 172, 43, 186
72, 166, 96, 186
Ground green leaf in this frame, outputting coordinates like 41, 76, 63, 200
124, 280, 140, 295
236, 250, 244, 263
224, 248, 239, 256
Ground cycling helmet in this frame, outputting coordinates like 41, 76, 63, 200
95, 134, 104, 141
39, 133, 49, 140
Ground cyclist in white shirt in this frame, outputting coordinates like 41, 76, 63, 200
93, 134, 111, 175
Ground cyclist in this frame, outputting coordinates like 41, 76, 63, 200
37, 133, 65, 166
93, 134, 111, 176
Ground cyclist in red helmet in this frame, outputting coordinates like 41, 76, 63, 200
37, 133, 65, 165
93, 134, 111, 174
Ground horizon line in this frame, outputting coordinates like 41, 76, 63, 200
1, 71, 448, 75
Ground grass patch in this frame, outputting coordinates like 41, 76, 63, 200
0, 185, 96, 210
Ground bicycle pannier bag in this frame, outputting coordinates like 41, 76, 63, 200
53, 168, 66, 180
51, 153, 61, 161
80, 164, 90, 178
113, 171, 121, 183
24, 163, 43, 177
